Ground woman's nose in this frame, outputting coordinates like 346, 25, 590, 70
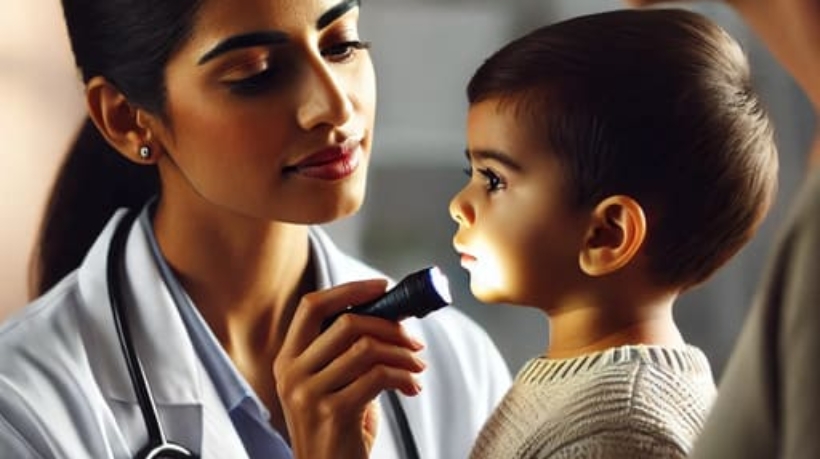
297, 58, 354, 130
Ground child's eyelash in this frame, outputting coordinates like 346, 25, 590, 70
463, 165, 506, 192
478, 168, 505, 192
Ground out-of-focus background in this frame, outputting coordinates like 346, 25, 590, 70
1, 1, 814, 378
0, 3, 85, 310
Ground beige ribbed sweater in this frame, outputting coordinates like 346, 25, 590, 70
470, 345, 716, 459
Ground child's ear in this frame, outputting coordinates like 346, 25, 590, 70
579, 195, 646, 276
85, 76, 162, 164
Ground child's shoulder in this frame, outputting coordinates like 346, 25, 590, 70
511, 344, 715, 418
499, 345, 716, 457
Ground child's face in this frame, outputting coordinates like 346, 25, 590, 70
449, 99, 589, 310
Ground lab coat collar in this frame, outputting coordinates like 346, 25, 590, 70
75, 210, 245, 455
77, 209, 204, 406
73, 211, 388, 457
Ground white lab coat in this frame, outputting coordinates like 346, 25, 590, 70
0, 210, 511, 459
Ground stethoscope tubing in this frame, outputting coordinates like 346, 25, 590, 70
108, 208, 418, 459
107, 210, 196, 458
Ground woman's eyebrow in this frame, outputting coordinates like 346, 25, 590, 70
198, 31, 288, 65
317, 0, 360, 30
197, 0, 360, 65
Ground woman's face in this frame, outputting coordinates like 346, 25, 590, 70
153, 0, 376, 224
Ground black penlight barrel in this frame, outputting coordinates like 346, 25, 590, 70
321, 266, 451, 331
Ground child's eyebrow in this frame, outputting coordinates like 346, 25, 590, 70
465, 148, 522, 171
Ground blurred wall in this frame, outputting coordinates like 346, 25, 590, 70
0, 2, 85, 319
2, 1, 815, 379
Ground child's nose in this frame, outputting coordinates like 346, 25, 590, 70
449, 190, 474, 225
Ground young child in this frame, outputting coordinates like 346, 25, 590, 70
449, 8, 778, 458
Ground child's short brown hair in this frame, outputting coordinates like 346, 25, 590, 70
467, 8, 778, 289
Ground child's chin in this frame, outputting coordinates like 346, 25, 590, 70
469, 283, 508, 305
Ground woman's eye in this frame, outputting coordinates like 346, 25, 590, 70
322, 40, 371, 63
225, 69, 278, 96
478, 168, 505, 192
219, 56, 284, 96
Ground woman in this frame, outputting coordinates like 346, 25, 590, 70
0, 0, 510, 458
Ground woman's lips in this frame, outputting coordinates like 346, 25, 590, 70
285, 145, 361, 180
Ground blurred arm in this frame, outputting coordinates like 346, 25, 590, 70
625, 0, 820, 111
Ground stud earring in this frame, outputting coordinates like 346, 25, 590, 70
138, 146, 151, 160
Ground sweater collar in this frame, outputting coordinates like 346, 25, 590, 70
518, 345, 712, 384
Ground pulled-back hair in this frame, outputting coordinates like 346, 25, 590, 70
467, 8, 778, 289
30, 0, 203, 296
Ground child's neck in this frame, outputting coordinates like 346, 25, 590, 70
544, 295, 685, 360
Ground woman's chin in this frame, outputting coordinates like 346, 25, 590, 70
298, 185, 367, 224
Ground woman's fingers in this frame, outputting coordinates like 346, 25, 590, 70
280, 278, 388, 357
275, 278, 428, 459
299, 313, 425, 373
275, 315, 426, 413
305, 329, 426, 395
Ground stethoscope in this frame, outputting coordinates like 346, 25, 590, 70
106, 209, 420, 459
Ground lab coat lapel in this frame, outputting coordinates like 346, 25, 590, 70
77, 210, 247, 457
310, 228, 405, 458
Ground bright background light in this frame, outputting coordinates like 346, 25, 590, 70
0, 2, 85, 313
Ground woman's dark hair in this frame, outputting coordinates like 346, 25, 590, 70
467, 8, 778, 289
30, 0, 203, 297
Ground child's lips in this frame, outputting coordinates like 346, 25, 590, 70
459, 253, 477, 268
453, 240, 476, 268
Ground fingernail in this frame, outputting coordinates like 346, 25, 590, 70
410, 336, 425, 350
409, 380, 423, 395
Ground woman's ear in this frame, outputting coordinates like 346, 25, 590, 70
85, 76, 161, 164
579, 195, 646, 276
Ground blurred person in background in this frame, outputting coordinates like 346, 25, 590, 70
0, 2, 84, 319
627, 0, 820, 457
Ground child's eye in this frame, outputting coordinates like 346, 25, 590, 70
463, 165, 506, 193
321, 40, 371, 63
478, 168, 505, 192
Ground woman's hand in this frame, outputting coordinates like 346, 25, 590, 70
274, 279, 426, 459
